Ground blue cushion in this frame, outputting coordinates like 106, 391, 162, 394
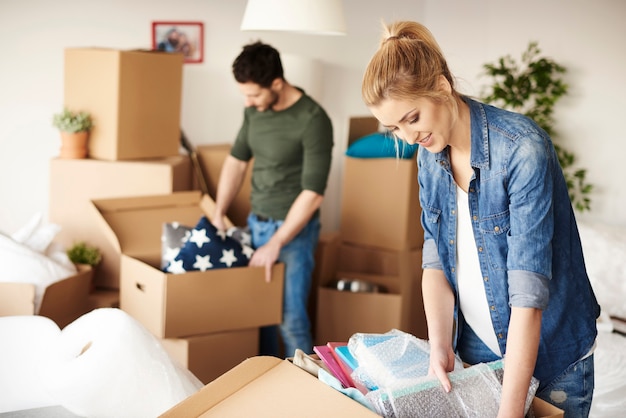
163, 216, 254, 273
346, 132, 418, 159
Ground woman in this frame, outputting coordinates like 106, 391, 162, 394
362, 21, 600, 417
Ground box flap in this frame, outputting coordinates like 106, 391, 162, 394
39, 264, 93, 328
159, 356, 379, 417
348, 116, 380, 146
91, 191, 230, 258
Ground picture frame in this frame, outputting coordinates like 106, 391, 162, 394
152, 21, 204, 64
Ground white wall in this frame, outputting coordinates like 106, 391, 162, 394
0, 0, 624, 236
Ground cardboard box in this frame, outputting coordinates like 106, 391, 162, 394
340, 117, 423, 251
0, 264, 93, 328
90, 191, 284, 338
335, 243, 427, 339
49, 155, 192, 289
87, 288, 120, 310
316, 241, 427, 343
195, 144, 253, 227
63, 48, 183, 161
160, 356, 564, 417
309, 231, 341, 341
340, 156, 423, 251
316, 271, 405, 344
161, 328, 259, 385
159, 356, 380, 417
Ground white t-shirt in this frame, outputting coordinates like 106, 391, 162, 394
456, 185, 502, 356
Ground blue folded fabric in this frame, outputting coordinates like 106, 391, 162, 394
164, 216, 254, 273
346, 132, 418, 159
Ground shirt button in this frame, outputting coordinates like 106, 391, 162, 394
469, 188, 475, 193
490, 305, 496, 311
498, 333, 503, 339
450, 240, 454, 245
494, 226, 500, 232
451, 267, 456, 273
452, 210, 456, 215
472, 215, 478, 221
483, 276, 488, 282
478, 247, 483, 252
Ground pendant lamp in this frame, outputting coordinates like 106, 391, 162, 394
240, 0, 347, 36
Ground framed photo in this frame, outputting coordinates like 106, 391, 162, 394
152, 21, 204, 64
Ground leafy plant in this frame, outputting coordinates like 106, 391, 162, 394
480, 42, 592, 212
67, 242, 102, 267
52, 107, 93, 133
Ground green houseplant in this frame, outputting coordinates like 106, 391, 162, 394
52, 107, 94, 159
67, 241, 102, 267
480, 42, 592, 212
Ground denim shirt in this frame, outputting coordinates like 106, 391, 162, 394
419, 97, 600, 385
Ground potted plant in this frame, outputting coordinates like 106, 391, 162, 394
52, 107, 94, 159
67, 241, 102, 267
480, 42, 592, 212
67, 241, 102, 291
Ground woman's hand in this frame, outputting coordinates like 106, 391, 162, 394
428, 344, 456, 392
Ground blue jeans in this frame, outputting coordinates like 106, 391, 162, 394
247, 213, 320, 358
457, 323, 594, 417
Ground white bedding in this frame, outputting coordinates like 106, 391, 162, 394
0, 308, 203, 416
577, 219, 626, 416
0, 214, 77, 313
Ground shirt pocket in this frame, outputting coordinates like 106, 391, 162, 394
422, 205, 442, 239
478, 211, 510, 271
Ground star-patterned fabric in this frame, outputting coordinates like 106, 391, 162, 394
161, 222, 193, 269
163, 216, 254, 274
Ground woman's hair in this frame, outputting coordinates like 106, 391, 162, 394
362, 21, 460, 108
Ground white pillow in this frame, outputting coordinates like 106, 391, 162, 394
578, 220, 626, 319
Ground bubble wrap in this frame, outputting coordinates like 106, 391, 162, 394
348, 329, 464, 390
366, 360, 539, 418
348, 330, 539, 418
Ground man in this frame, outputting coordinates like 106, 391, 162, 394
212, 41, 334, 358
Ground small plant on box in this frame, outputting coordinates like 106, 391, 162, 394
52, 107, 94, 159
52, 107, 93, 133
67, 242, 102, 267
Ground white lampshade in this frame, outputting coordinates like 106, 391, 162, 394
240, 0, 347, 36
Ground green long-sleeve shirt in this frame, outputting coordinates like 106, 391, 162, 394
230, 91, 334, 220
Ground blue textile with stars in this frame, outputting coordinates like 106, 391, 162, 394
163, 216, 253, 274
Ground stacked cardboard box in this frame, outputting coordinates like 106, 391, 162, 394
90, 191, 285, 383
315, 117, 428, 345
4, 50, 188, 329
40, 48, 190, 329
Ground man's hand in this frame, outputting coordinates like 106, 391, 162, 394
249, 239, 281, 283
211, 216, 227, 233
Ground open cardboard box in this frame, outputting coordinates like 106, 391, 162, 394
0, 264, 93, 328
160, 356, 563, 417
90, 191, 284, 338
49, 155, 192, 289
159, 356, 380, 417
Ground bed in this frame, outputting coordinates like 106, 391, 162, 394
577, 220, 626, 417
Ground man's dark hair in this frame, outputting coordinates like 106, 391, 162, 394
232, 41, 284, 88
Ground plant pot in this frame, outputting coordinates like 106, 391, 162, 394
59, 131, 89, 159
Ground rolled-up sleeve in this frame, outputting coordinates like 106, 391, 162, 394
508, 270, 550, 309
422, 238, 443, 270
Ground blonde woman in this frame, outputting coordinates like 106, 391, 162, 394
362, 21, 599, 417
